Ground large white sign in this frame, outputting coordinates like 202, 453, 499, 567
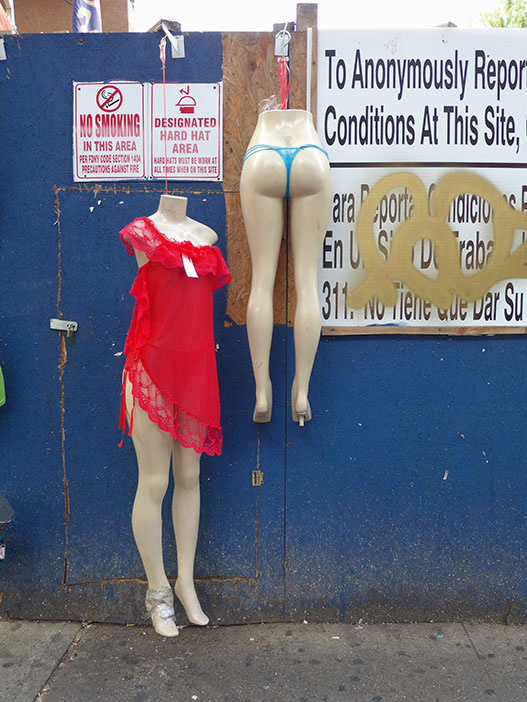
73, 82, 146, 181
317, 29, 527, 330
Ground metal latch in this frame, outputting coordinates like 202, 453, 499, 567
252, 469, 264, 487
50, 318, 78, 338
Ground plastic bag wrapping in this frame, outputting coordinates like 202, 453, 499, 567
258, 95, 280, 113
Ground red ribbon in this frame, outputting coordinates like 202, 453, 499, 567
278, 57, 290, 110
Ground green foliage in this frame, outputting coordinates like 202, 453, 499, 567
480, 0, 527, 27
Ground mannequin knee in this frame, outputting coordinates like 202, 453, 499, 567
294, 275, 319, 300
137, 470, 170, 502
249, 286, 272, 303
173, 463, 200, 492
248, 287, 274, 318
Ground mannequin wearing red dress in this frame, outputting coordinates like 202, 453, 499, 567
120, 194, 230, 637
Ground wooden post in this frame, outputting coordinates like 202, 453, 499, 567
296, 3, 318, 124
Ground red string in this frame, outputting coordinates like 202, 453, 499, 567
278, 57, 290, 110
159, 37, 168, 195
118, 368, 135, 447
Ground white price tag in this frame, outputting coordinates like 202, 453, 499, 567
182, 254, 198, 278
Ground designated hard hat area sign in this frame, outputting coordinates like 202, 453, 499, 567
151, 83, 222, 180
73, 81, 223, 182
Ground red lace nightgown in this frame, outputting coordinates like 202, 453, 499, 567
119, 217, 231, 456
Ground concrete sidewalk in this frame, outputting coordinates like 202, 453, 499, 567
2, 620, 527, 702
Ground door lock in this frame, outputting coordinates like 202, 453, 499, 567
50, 318, 79, 338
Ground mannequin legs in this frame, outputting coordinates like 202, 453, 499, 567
290, 190, 333, 422
241, 150, 332, 424
129, 383, 172, 593
171, 441, 209, 625
241, 190, 284, 422
125, 377, 208, 634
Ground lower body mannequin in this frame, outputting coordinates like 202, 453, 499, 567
240, 146, 332, 424
124, 376, 209, 636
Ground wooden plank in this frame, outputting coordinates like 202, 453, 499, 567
322, 325, 527, 336
286, 29, 309, 325
222, 32, 291, 326
296, 3, 318, 120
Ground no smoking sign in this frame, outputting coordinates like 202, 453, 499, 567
73, 81, 146, 181
96, 85, 123, 112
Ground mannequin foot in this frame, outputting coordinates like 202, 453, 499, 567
291, 381, 312, 425
146, 586, 179, 637
292, 401, 311, 426
174, 579, 209, 626
253, 380, 272, 423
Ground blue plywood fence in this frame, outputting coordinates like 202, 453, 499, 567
1, 31, 527, 624
0, 31, 285, 624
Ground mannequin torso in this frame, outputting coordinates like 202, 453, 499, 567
126, 195, 218, 268
246, 109, 324, 148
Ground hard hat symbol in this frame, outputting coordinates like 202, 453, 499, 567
176, 87, 196, 114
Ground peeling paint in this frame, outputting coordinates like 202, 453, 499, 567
53, 184, 221, 197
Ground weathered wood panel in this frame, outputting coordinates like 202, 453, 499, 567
222, 31, 308, 326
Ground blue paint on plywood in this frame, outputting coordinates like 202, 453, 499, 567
0, 31, 286, 621
284, 331, 527, 620
57, 187, 259, 583
2, 30, 527, 623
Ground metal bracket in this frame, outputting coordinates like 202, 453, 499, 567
252, 469, 264, 487
170, 35, 185, 59
162, 22, 185, 58
274, 23, 291, 58
50, 318, 78, 337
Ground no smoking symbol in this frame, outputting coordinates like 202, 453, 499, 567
96, 85, 123, 112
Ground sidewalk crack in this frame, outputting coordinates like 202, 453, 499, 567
34, 623, 93, 701
461, 622, 494, 685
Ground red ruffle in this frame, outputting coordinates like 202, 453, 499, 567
128, 358, 223, 456
120, 217, 230, 290
119, 218, 230, 456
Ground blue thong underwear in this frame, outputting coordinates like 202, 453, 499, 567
243, 143, 329, 199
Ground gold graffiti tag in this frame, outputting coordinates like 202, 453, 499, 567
346, 172, 527, 311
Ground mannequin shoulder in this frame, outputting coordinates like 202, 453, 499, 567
187, 220, 218, 247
